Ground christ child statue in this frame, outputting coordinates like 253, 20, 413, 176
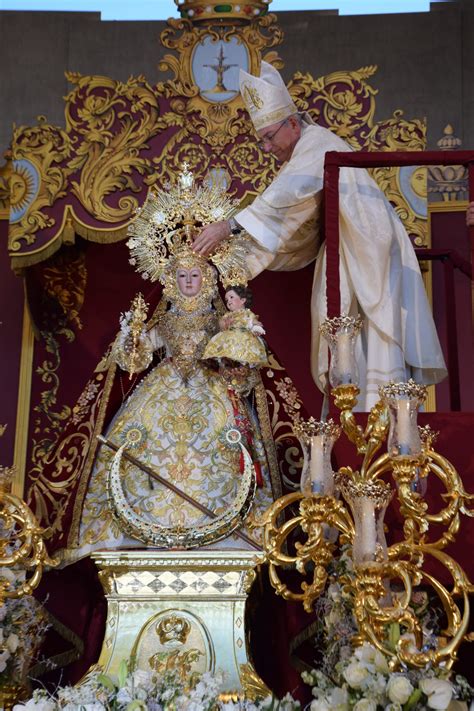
203, 285, 268, 368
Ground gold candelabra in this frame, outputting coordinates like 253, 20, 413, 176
262, 317, 474, 671
0, 465, 56, 604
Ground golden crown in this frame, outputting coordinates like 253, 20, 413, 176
127, 164, 249, 288
174, 0, 270, 24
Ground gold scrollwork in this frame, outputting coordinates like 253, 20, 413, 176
9, 117, 72, 253
289, 66, 378, 147
65, 73, 164, 222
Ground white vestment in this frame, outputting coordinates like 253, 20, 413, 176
237, 121, 447, 410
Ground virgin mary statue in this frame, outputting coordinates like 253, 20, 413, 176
62, 168, 281, 563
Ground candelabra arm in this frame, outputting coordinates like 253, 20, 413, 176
0, 489, 57, 602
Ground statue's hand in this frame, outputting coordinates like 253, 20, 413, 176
193, 220, 230, 256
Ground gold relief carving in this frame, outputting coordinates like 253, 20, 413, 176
133, 609, 212, 682
9, 117, 72, 252
149, 648, 203, 680
239, 662, 271, 701
156, 614, 191, 645
64, 73, 163, 223
0, 153, 12, 218
289, 66, 378, 147
151, 16, 283, 190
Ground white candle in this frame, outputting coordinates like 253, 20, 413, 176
358, 497, 377, 563
310, 435, 326, 494
337, 331, 353, 383
396, 399, 412, 455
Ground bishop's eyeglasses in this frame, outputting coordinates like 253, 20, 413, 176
256, 119, 288, 150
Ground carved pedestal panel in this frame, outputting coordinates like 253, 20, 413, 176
91, 550, 269, 698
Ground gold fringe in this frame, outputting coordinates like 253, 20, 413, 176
10, 212, 130, 271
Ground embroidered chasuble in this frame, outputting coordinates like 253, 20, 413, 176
237, 120, 447, 410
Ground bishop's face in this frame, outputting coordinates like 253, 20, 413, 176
176, 267, 203, 297
256, 115, 301, 163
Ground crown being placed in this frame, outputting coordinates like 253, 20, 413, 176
174, 0, 270, 24
127, 164, 250, 288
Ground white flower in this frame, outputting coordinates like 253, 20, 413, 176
353, 700, 377, 711
13, 699, 56, 711
0, 569, 16, 584
328, 686, 349, 710
373, 650, 390, 674
328, 583, 342, 602
420, 678, 454, 710
387, 675, 414, 705
132, 669, 152, 686
354, 643, 376, 665
310, 699, 331, 711
398, 633, 420, 655
343, 661, 370, 688
6, 632, 20, 653
385, 705, 402, 711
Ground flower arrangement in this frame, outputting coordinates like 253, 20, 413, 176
12, 661, 300, 711
300, 548, 474, 711
0, 572, 49, 689
302, 642, 474, 711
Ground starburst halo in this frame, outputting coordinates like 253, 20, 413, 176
127, 163, 250, 287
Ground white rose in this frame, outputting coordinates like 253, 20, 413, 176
420, 679, 454, 710
329, 686, 349, 710
343, 661, 370, 688
355, 644, 376, 665
373, 649, 390, 674
310, 699, 330, 711
6, 633, 20, 653
353, 700, 377, 711
387, 675, 414, 705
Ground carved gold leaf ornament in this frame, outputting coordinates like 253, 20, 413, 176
0, 466, 57, 603
8, 117, 72, 254
65, 73, 163, 223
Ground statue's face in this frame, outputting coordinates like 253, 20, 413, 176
225, 289, 246, 312
176, 266, 203, 297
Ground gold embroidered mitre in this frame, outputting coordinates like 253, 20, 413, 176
239, 61, 297, 132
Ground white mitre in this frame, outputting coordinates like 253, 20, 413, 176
239, 61, 297, 131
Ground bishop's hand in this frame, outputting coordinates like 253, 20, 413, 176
193, 220, 231, 256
